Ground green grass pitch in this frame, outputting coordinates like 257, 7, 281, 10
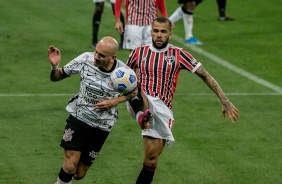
0, 0, 281, 183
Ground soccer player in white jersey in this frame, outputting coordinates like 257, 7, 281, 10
125, 17, 240, 183
48, 36, 137, 184
114, 0, 167, 51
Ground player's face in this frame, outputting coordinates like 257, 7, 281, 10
94, 43, 115, 70
151, 22, 172, 49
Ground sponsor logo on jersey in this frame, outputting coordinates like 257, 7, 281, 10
86, 86, 104, 96
89, 151, 99, 162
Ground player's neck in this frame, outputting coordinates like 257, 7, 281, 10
99, 60, 116, 72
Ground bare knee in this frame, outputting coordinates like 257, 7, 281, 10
144, 154, 160, 168
143, 137, 165, 168
73, 162, 89, 180
63, 161, 77, 174
63, 150, 81, 174
73, 173, 85, 180
144, 150, 161, 168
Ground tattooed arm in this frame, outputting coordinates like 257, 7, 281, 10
195, 65, 239, 123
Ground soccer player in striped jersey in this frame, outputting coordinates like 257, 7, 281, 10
48, 37, 138, 184
126, 17, 239, 183
114, 0, 167, 51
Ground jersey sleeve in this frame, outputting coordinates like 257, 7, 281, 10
114, 0, 122, 19
179, 49, 201, 73
116, 59, 127, 68
63, 52, 89, 76
156, 0, 168, 17
126, 49, 138, 69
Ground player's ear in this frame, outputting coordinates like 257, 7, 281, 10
111, 55, 117, 60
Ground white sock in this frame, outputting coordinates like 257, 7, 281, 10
183, 13, 193, 40
57, 177, 72, 184
168, 7, 183, 23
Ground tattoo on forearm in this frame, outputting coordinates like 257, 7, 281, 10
197, 66, 228, 103
197, 66, 208, 81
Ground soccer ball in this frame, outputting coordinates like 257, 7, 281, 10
109, 66, 137, 94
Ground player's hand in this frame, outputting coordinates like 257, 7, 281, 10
138, 109, 152, 130
115, 20, 124, 34
48, 45, 61, 66
140, 122, 150, 130
94, 99, 116, 112
222, 101, 239, 123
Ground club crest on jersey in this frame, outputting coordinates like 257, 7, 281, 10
141, 57, 147, 62
63, 128, 74, 142
165, 56, 175, 65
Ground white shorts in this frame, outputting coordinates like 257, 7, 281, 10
126, 94, 175, 146
123, 25, 152, 50
93, 0, 115, 3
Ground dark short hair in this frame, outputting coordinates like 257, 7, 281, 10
152, 17, 172, 31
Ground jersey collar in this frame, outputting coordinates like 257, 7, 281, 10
149, 43, 170, 52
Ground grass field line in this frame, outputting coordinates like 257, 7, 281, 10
172, 35, 282, 94
104, 2, 282, 94
0, 93, 281, 97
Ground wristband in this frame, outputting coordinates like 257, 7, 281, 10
51, 64, 59, 70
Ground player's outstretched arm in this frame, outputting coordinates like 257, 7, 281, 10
94, 87, 138, 112
114, 0, 123, 34
115, 20, 124, 34
195, 65, 239, 123
157, 0, 168, 17
221, 100, 239, 123
48, 45, 67, 82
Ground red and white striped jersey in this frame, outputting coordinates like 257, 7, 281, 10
126, 44, 201, 109
115, 0, 167, 26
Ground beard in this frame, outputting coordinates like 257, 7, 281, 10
152, 37, 169, 49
